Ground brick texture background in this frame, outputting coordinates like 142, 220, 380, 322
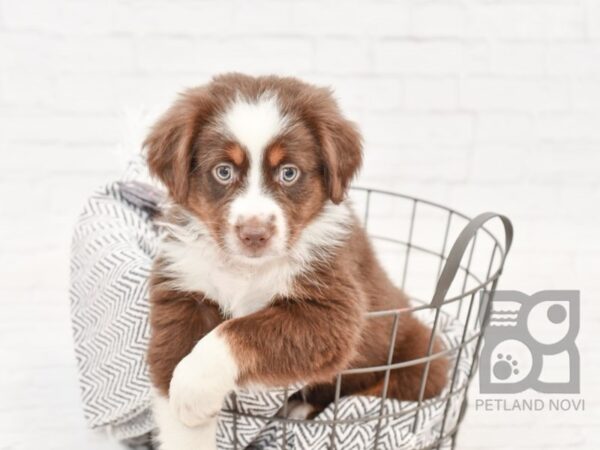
0, 0, 598, 449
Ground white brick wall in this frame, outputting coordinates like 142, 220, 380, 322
0, 0, 598, 449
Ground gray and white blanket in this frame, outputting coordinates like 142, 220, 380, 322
70, 156, 474, 449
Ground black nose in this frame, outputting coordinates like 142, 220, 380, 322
236, 220, 274, 249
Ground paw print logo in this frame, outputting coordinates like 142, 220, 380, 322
493, 354, 519, 380
479, 291, 580, 394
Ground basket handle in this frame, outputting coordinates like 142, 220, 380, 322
430, 212, 513, 308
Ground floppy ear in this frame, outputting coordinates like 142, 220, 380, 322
144, 88, 214, 204
318, 110, 363, 204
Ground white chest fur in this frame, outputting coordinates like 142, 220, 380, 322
157, 201, 354, 318
159, 237, 300, 318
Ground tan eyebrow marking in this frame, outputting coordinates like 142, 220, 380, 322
268, 144, 286, 167
226, 144, 245, 166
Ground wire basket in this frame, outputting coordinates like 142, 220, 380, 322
220, 187, 513, 450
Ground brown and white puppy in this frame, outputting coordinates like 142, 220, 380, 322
145, 74, 447, 450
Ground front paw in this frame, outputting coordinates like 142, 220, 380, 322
169, 329, 238, 427
169, 355, 222, 427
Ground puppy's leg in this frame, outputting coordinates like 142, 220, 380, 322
147, 290, 226, 438
152, 393, 218, 450
218, 294, 363, 388
167, 329, 238, 428
164, 294, 363, 431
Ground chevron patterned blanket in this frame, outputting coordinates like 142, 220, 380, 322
70, 157, 474, 449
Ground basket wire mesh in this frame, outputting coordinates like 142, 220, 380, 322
222, 187, 513, 450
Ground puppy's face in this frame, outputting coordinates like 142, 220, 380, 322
146, 74, 362, 263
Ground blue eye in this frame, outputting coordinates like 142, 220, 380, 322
213, 163, 234, 184
279, 165, 300, 185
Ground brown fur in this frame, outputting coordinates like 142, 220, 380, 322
146, 73, 447, 411
221, 228, 448, 404
148, 270, 223, 396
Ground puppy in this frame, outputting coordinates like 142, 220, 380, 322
145, 74, 447, 450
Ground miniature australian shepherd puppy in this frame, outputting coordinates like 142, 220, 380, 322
145, 73, 448, 450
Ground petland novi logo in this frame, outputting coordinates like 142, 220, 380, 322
476, 290, 584, 412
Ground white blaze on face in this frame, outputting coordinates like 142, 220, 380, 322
222, 94, 289, 258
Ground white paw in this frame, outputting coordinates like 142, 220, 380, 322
153, 393, 219, 450
169, 329, 238, 428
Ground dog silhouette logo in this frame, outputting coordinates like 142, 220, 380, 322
479, 290, 580, 394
